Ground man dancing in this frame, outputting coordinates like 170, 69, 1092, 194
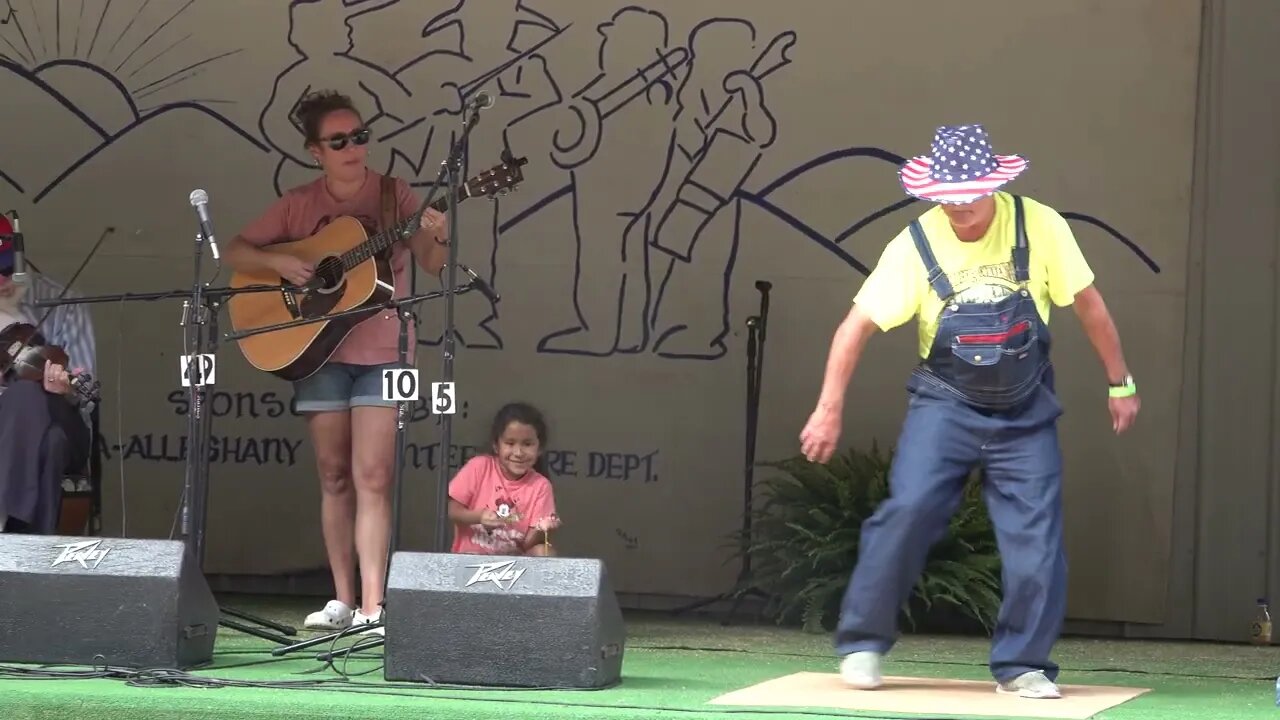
799, 124, 1140, 699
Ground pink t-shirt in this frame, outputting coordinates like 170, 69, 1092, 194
237, 171, 422, 366
449, 455, 557, 556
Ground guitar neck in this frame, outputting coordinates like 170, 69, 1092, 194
338, 183, 469, 270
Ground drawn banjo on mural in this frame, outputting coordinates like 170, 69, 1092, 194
0, 0, 1160, 363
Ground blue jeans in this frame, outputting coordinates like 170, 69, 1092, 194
834, 376, 1068, 683
293, 361, 405, 413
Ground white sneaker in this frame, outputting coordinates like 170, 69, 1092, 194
997, 670, 1061, 699
839, 651, 883, 689
353, 608, 384, 636
304, 600, 354, 631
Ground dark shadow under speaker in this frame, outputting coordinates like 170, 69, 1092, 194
384, 552, 625, 688
0, 535, 219, 669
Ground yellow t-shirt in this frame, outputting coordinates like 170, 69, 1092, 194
853, 192, 1095, 359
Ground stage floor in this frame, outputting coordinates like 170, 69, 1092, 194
3, 594, 1276, 720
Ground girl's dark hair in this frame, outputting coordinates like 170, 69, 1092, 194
293, 90, 361, 145
489, 402, 550, 477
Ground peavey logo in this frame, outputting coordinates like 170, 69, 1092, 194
464, 560, 526, 591
50, 539, 112, 569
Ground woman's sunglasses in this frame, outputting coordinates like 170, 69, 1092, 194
322, 127, 371, 150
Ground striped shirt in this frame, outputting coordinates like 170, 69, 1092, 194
15, 272, 97, 376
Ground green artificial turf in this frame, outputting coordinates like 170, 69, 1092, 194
3, 595, 1278, 720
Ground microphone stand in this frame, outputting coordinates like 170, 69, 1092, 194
182, 225, 301, 645
19, 217, 297, 645
265, 98, 493, 658
436, 99, 484, 554
32, 278, 300, 646
670, 280, 773, 625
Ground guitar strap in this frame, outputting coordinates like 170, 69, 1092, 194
378, 174, 397, 254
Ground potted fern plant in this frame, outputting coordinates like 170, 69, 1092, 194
734, 442, 1002, 635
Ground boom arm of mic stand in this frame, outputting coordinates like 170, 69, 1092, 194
29, 283, 296, 307
222, 283, 480, 342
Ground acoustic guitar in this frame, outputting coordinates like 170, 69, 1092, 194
227, 153, 527, 381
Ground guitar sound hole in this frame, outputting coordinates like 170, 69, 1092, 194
313, 257, 345, 294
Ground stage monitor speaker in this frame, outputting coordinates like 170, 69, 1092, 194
384, 552, 625, 688
0, 534, 219, 669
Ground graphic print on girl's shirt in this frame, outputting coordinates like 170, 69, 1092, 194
448, 455, 556, 555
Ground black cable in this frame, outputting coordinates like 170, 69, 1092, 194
7, 641, 1264, 684
0, 661, 946, 719
5, 642, 1266, 684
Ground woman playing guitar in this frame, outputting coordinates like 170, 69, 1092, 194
223, 90, 450, 634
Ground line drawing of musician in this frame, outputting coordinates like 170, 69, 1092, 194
646, 20, 793, 360
536, 7, 690, 356
411, 0, 561, 65
259, 0, 416, 196
390, 0, 565, 349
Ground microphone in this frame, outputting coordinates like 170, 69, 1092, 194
443, 263, 500, 304
755, 280, 772, 293
469, 91, 495, 111
188, 189, 221, 260
7, 210, 25, 283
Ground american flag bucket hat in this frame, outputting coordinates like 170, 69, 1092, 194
898, 124, 1028, 204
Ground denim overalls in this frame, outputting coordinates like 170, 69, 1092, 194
835, 195, 1069, 684
909, 195, 1050, 410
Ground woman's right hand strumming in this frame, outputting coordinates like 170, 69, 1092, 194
272, 255, 315, 287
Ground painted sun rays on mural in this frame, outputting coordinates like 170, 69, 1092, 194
0, 0, 241, 113
0, 0, 262, 202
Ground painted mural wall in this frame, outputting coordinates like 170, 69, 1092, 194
0, 0, 1199, 624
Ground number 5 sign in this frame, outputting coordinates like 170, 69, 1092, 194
381, 368, 419, 402
431, 382, 456, 415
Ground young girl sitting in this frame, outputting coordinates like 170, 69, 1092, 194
448, 402, 561, 556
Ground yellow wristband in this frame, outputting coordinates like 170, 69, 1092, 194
1108, 381, 1136, 398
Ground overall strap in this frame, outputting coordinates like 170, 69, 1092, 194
1011, 194, 1030, 283
908, 220, 955, 299
379, 174, 398, 236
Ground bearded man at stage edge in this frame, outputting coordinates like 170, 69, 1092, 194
799, 124, 1141, 700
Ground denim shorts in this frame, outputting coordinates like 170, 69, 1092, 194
293, 361, 405, 413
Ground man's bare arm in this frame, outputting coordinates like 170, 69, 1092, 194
801, 303, 880, 462
1071, 285, 1130, 384
815, 304, 880, 412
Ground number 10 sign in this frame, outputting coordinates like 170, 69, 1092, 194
381, 368, 418, 402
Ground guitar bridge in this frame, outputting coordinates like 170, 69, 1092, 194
281, 287, 302, 319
